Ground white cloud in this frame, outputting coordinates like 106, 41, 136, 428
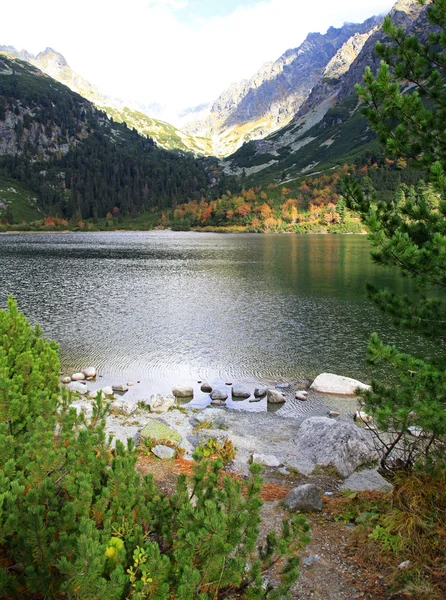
1, 0, 395, 115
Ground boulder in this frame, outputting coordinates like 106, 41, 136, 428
254, 386, 267, 397
151, 445, 176, 460
210, 389, 228, 401
251, 453, 281, 467
112, 384, 129, 393
149, 394, 176, 413
200, 382, 212, 393
71, 372, 85, 381
295, 390, 308, 401
172, 386, 194, 398
140, 420, 182, 445
232, 385, 250, 399
82, 367, 96, 378
61, 376, 71, 384
284, 484, 322, 512
267, 389, 286, 404
310, 373, 371, 395
341, 469, 393, 492
211, 399, 226, 406
67, 381, 88, 395
101, 386, 114, 397
295, 417, 377, 478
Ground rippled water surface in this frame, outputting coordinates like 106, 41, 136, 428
0, 231, 437, 413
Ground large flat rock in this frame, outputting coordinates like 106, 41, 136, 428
341, 469, 393, 492
310, 373, 371, 395
140, 419, 182, 445
294, 416, 377, 478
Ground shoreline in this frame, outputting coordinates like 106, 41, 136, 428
0, 227, 368, 235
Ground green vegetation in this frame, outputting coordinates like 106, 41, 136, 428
344, 0, 446, 475
341, 4, 446, 595
227, 93, 380, 185
104, 105, 213, 156
0, 55, 229, 222
0, 297, 310, 599
0, 175, 42, 223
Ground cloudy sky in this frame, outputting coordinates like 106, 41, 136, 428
2, 0, 395, 114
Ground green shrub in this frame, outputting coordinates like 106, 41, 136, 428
0, 298, 309, 599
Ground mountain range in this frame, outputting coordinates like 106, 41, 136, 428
0, 0, 431, 224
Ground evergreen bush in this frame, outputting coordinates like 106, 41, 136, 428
344, 0, 446, 474
0, 297, 309, 599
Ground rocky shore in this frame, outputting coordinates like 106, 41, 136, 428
61, 368, 390, 495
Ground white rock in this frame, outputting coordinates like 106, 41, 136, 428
398, 561, 411, 570
310, 373, 371, 395
254, 386, 267, 397
127, 382, 134, 387
295, 391, 308, 401
151, 445, 176, 460
149, 394, 176, 413
71, 372, 86, 381
251, 453, 281, 467
267, 389, 286, 404
112, 384, 129, 393
67, 381, 88, 395
82, 367, 96, 378
172, 386, 194, 398
329, 411, 340, 418
341, 469, 393, 492
295, 416, 377, 478
101, 386, 114, 397
61, 376, 71, 384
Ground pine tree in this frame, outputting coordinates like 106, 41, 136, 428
0, 297, 309, 599
343, 0, 446, 473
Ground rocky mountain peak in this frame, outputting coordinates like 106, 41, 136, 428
37, 47, 68, 66
182, 14, 383, 156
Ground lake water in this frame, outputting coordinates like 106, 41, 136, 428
0, 231, 436, 414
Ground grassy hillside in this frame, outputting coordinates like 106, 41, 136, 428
224, 94, 381, 185
0, 174, 42, 223
104, 105, 213, 155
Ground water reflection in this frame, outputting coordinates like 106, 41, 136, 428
0, 231, 441, 413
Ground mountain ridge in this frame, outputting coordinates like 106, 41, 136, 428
182, 16, 383, 156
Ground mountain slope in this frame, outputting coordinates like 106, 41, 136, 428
222, 0, 429, 183
0, 45, 213, 156
182, 16, 382, 157
0, 54, 225, 222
